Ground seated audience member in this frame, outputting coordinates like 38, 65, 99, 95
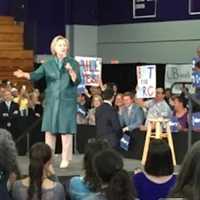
28, 92, 43, 118
15, 86, 29, 117
0, 89, 20, 138
0, 129, 19, 200
85, 149, 136, 200
133, 139, 176, 200
172, 95, 188, 131
165, 88, 173, 108
0, 85, 6, 102
169, 141, 200, 199
77, 93, 90, 125
12, 143, 65, 200
68, 138, 110, 200
119, 92, 144, 133
104, 82, 118, 96
87, 95, 103, 126
145, 88, 172, 123
95, 88, 122, 148
89, 86, 102, 97
114, 93, 124, 116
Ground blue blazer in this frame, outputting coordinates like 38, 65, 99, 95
119, 104, 144, 131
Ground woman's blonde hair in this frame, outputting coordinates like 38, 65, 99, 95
50, 35, 69, 56
91, 95, 103, 107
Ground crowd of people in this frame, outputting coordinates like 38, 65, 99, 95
2, 127, 200, 200
0, 74, 198, 150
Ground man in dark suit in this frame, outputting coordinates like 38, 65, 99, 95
95, 88, 122, 148
0, 89, 20, 139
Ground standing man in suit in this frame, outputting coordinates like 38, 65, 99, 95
0, 89, 20, 139
95, 88, 121, 148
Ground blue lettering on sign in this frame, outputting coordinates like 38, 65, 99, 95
192, 112, 200, 129
192, 72, 200, 88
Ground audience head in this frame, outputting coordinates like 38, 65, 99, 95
173, 95, 187, 112
89, 86, 102, 96
170, 141, 200, 199
91, 95, 103, 108
123, 92, 134, 107
83, 138, 110, 191
102, 88, 114, 102
0, 129, 18, 177
165, 88, 172, 99
93, 149, 135, 200
106, 82, 118, 95
144, 139, 174, 176
28, 143, 52, 200
155, 88, 165, 102
3, 89, 13, 102
114, 93, 124, 109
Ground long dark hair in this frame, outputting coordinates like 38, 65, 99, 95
93, 149, 135, 200
170, 141, 200, 199
27, 143, 52, 200
83, 138, 110, 191
145, 139, 174, 176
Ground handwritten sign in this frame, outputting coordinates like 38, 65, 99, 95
136, 65, 156, 98
75, 56, 102, 90
165, 64, 194, 94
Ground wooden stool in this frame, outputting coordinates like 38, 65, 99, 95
141, 118, 176, 166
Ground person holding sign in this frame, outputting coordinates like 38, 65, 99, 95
13, 35, 81, 168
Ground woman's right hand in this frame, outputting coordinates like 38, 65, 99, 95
13, 69, 25, 78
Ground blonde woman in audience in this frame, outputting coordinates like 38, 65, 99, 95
87, 95, 103, 125
15, 86, 29, 116
12, 143, 65, 200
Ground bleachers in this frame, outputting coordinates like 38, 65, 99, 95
0, 16, 34, 87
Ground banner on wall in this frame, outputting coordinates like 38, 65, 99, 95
165, 64, 194, 94
75, 56, 102, 93
133, 0, 157, 19
136, 65, 156, 98
189, 0, 200, 15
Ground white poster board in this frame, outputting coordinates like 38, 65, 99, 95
136, 65, 156, 98
75, 56, 102, 93
165, 64, 194, 94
